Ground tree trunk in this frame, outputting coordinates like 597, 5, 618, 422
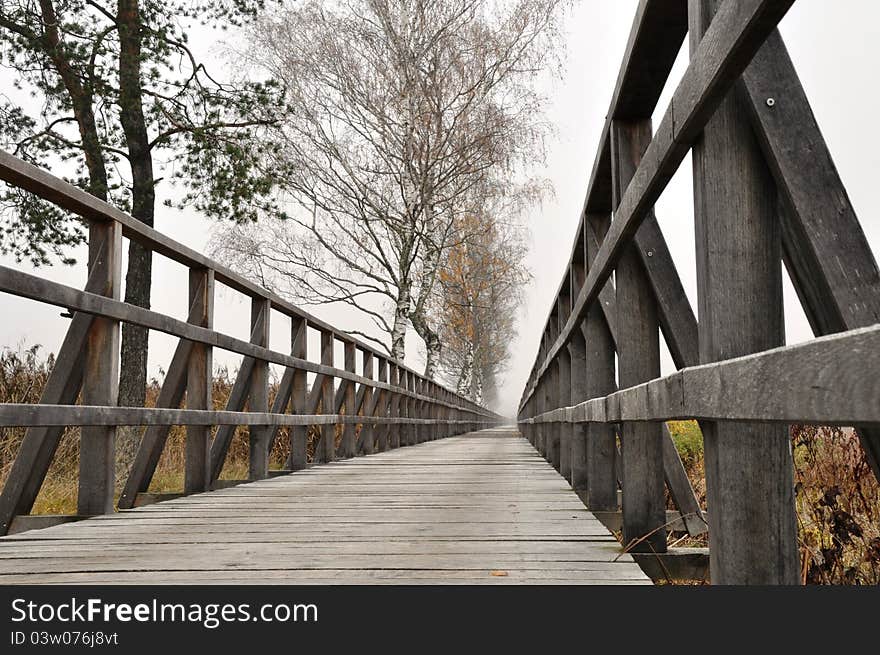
410, 310, 440, 380
116, 0, 155, 476
391, 283, 410, 361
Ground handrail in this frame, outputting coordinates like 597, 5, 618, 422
0, 146, 500, 537
516, 0, 880, 585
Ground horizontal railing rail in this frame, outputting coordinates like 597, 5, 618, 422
0, 147, 500, 537
517, 0, 880, 585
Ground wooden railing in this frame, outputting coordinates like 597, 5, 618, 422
0, 150, 499, 537
517, 0, 880, 584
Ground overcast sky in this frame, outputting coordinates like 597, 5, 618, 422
1, 1, 878, 418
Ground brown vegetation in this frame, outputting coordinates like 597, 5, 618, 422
0, 344, 324, 515
668, 420, 880, 584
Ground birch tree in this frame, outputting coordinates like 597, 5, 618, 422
212, 0, 565, 376
436, 207, 529, 406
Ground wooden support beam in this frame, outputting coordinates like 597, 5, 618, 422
0, 266, 490, 417
0, 404, 479, 428
315, 331, 335, 463
741, 29, 880, 482
520, 0, 795, 410
341, 342, 357, 458
689, 0, 797, 584
527, 324, 880, 428
77, 220, 122, 516
207, 311, 263, 482
118, 319, 198, 508
557, 342, 572, 482
389, 364, 406, 448
612, 119, 666, 554
399, 370, 411, 447
357, 352, 375, 454
288, 318, 308, 470
184, 268, 214, 494
568, 327, 588, 499
582, 215, 621, 512
0, 259, 102, 532
248, 298, 271, 480
375, 359, 390, 452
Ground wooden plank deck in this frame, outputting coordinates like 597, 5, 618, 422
0, 428, 650, 584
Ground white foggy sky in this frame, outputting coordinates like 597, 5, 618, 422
1, 1, 878, 418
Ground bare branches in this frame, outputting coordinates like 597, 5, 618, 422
212, 0, 564, 377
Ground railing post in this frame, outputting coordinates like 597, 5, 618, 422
248, 298, 271, 480
584, 215, 618, 511
360, 351, 375, 454
611, 119, 666, 554
568, 324, 588, 501
432, 384, 441, 441
389, 364, 401, 449
185, 267, 214, 494
537, 375, 547, 457
404, 371, 414, 446
557, 337, 572, 482
547, 361, 560, 469
413, 376, 423, 444
316, 330, 335, 463
341, 342, 357, 458
689, 0, 797, 584
288, 318, 308, 471
376, 358, 389, 451
77, 220, 122, 516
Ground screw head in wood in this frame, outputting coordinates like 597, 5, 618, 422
646, 250, 654, 257
766, 97, 776, 107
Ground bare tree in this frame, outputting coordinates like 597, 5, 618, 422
436, 206, 530, 407
212, 0, 565, 376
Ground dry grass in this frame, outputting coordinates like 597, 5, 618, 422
667, 420, 880, 585
0, 344, 326, 515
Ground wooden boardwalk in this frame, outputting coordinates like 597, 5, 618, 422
0, 428, 649, 585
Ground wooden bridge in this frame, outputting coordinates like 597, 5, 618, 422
0, 0, 878, 585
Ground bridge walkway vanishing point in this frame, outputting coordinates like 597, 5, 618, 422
0, 428, 650, 585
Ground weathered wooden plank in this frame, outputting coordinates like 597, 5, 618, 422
0, 259, 104, 533
0, 265, 492, 419
527, 325, 880, 428
315, 331, 335, 463
0, 150, 480, 409
375, 359, 390, 452
185, 268, 214, 493
207, 314, 262, 482
520, 0, 795, 409
581, 215, 619, 512
741, 29, 880, 481
612, 119, 666, 554
689, 0, 797, 585
0, 430, 648, 585
248, 298, 271, 480
340, 342, 357, 458
357, 352, 375, 454
288, 318, 309, 470
77, 220, 122, 516
557, 294, 573, 482
0, 405, 489, 428
631, 548, 710, 582
118, 309, 196, 509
